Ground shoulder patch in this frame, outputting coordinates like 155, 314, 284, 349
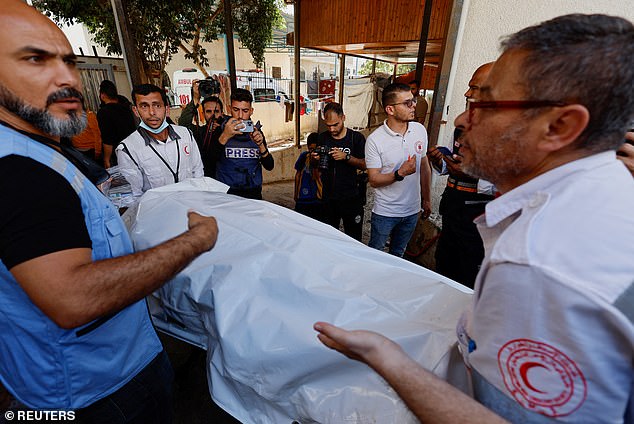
498, 338, 587, 417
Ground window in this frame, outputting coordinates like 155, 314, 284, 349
254, 88, 276, 102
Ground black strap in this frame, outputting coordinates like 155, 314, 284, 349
0, 121, 110, 186
147, 138, 181, 184
118, 142, 139, 168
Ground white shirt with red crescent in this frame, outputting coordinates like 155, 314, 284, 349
458, 152, 634, 423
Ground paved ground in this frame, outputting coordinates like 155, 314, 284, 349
262, 179, 375, 244
163, 334, 240, 424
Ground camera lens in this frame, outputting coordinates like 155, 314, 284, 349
199, 79, 220, 98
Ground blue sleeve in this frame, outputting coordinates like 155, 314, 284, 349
294, 152, 308, 171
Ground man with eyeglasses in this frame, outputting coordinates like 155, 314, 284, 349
116, 83, 204, 199
365, 82, 432, 257
427, 63, 495, 288
315, 14, 634, 423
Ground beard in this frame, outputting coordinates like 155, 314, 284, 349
461, 124, 527, 183
0, 83, 87, 138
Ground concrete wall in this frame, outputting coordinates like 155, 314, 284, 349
164, 37, 337, 84
266, 144, 306, 183
428, 0, 634, 215
438, 0, 634, 151
252, 101, 319, 142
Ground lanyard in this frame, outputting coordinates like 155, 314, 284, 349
148, 137, 181, 183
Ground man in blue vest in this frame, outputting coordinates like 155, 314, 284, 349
211, 88, 274, 199
0, 2, 218, 421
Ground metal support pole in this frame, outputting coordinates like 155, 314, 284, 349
338, 54, 345, 105
294, 0, 301, 148
428, 0, 465, 146
414, 0, 434, 84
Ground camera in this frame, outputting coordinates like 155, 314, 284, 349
241, 119, 254, 133
315, 145, 330, 169
198, 78, 220, 98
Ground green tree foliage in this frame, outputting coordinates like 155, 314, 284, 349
358, 60, 394, 76
358, 61, 416, 77
33, 0, 284, 85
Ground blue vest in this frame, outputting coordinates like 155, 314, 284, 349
0, 125, 162, 409
294, 151, 322, 204
215, 130, 263, 190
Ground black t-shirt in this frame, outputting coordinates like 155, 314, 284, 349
0, 155, 91, 270
97, 102, 137, 147
317, 129, 365, 200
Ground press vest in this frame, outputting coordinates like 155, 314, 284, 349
0, 124, 162, 409
216, 128, 263, 190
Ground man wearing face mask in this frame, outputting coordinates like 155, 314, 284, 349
116, 84, 204, 199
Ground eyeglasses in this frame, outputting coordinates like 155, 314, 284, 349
389, 98, 417, 108
467, 99, 568, 123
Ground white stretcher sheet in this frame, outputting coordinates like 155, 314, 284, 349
130, 179, 473, 424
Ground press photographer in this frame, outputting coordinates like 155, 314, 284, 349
178, 77, 227, 177
210, 88, 274, 199
178, 77, 223, 139
313, 102, 366, 241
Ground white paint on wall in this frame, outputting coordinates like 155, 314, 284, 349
439, 0, 634, 149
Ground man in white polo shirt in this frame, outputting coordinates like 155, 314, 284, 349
365, 82, 432, 257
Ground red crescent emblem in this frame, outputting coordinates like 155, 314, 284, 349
519, 362, 547, 394
498, 339, 587, 417
184, 145, 190, 155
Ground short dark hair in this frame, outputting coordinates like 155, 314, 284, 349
382, 83, 411, 109
306, 132, 319, 146
501, 14, 634, 152
132, 84, 168, 106
202, 96, 223, 111
323, 102, 344, 117
99, 80, 118, 99
231, 88, 253, 104
408, 79, 420, 86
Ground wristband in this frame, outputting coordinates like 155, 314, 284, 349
394, 169, 404, 181
345, 153, 351, 161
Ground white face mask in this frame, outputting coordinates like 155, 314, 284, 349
139, 118, 169, 134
